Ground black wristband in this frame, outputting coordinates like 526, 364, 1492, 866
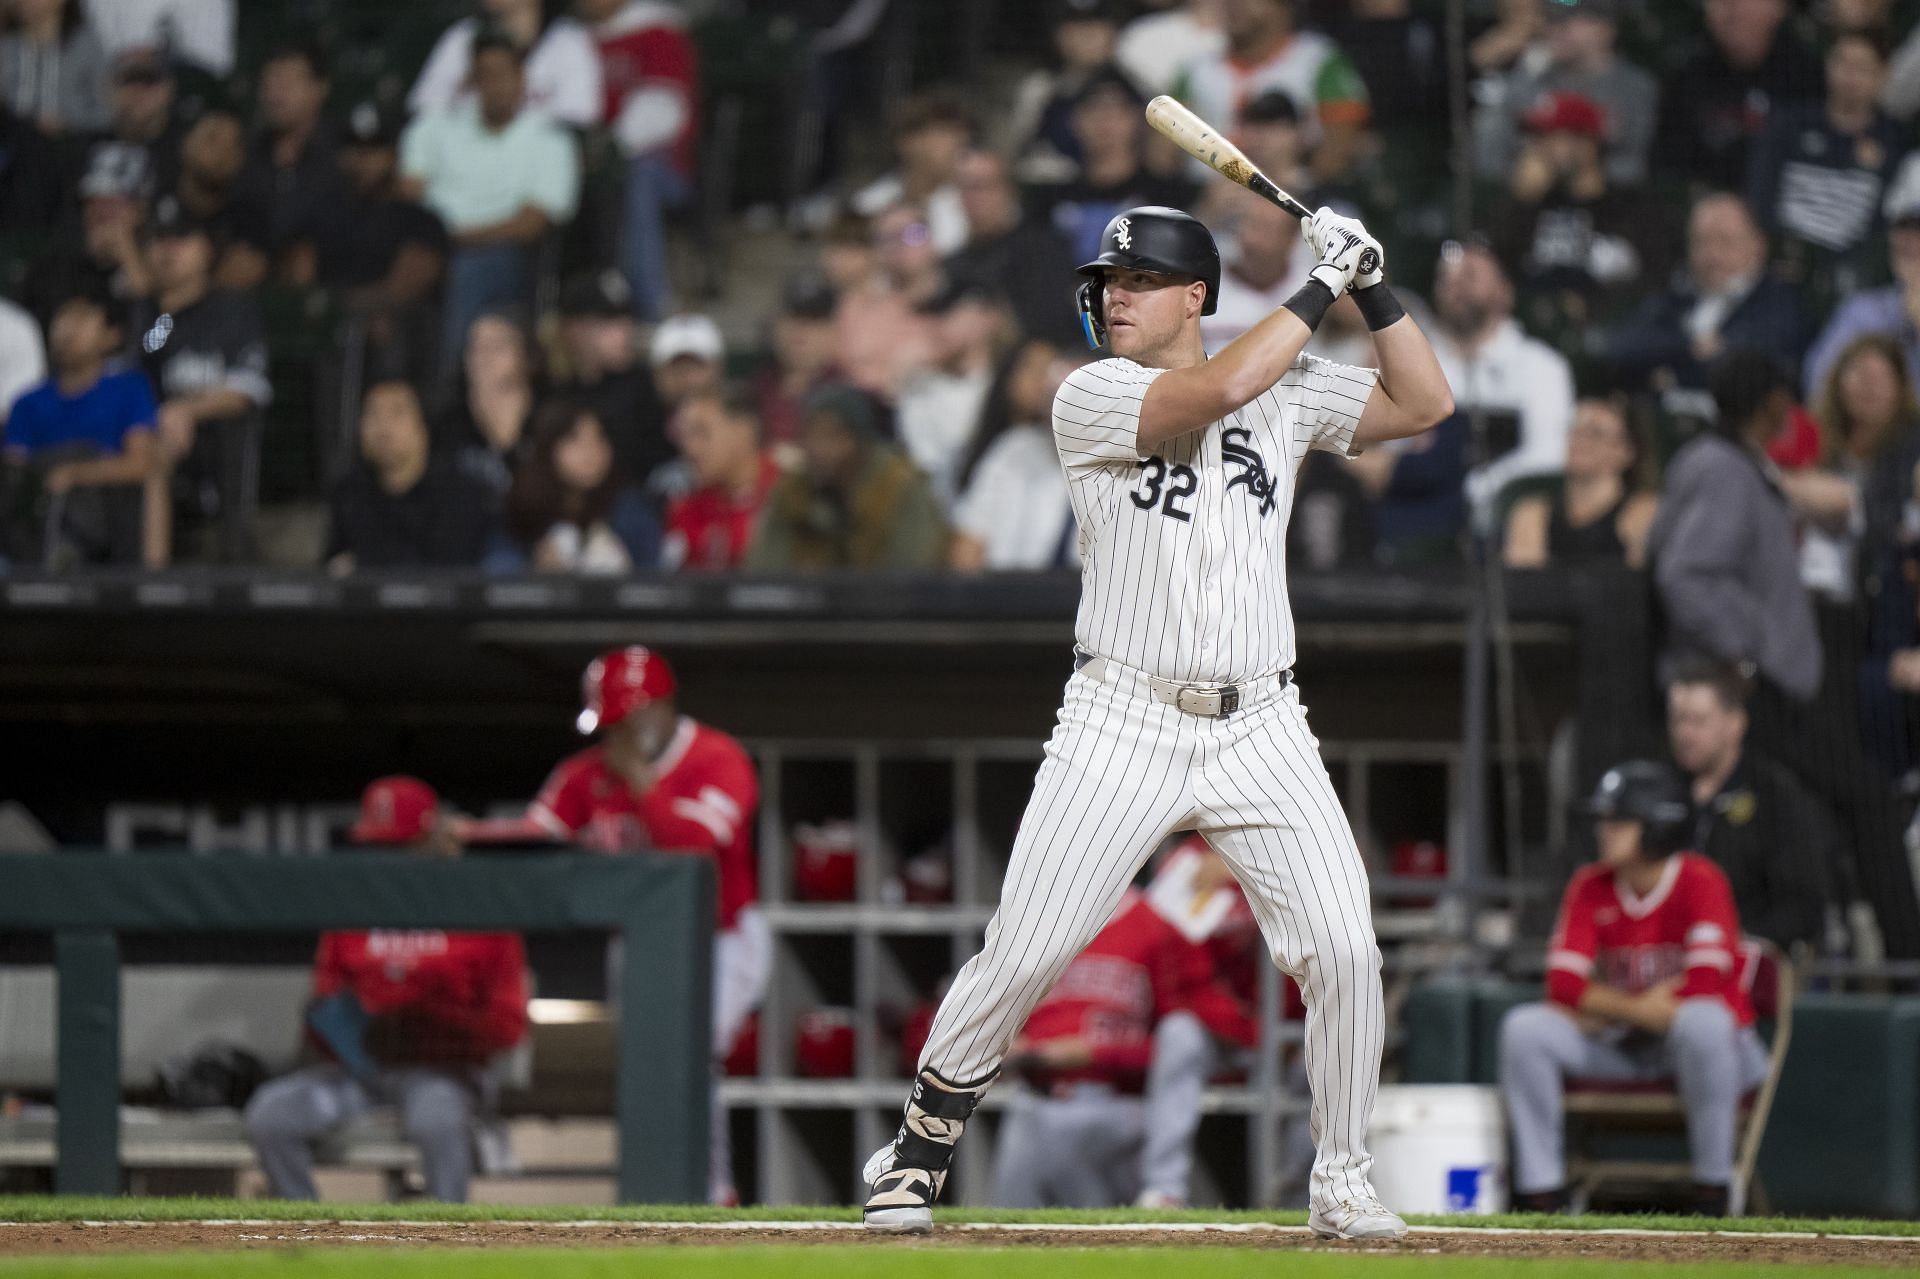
1353, 283, 1406, 331
1281, 278, 1337, 332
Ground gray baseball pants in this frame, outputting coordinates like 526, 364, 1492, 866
245, 1064, 479, 1202
1498, 999, 1770, 1194
991, 1083, 1146, 1207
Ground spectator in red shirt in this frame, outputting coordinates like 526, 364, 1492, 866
244, 777, 528, 1203
577, 0, 699, 321
662, 386, 779, 571
1498, 761, 1770, 1217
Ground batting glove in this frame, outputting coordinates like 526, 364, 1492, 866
1303, 208, 1384, 294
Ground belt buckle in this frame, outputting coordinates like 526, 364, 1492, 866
1220, 686, 1240, 716
1176, 685, 1236, 717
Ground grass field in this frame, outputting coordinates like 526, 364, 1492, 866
3, 1198, 1916, 1279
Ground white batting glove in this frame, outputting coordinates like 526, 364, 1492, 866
1303, 207, 1384, 294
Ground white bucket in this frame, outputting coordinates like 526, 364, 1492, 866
1365, 1084, 1508, 1215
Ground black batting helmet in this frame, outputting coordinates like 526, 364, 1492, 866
1580, 760, 1694, 859
1074, 206, 1221, 349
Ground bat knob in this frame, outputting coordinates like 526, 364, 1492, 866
1357, 249, 1380, 276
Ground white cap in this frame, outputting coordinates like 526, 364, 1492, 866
649, 314, 725, 367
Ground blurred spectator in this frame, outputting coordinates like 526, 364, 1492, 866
1863, 533, 1920, 778
82, 0, 231, 77
441, 307, 542, 496
1471, 0, 1658, 188
235, 40, 344, 251
410, 0, 603, 128
896, 279, 1009, 507
1426, 240, 1575, 515
1289, 446, 1376, 571
1668, 661, 1835, 952
494, 400, 660, 573
138, 194, 269, 563
283, 100, 447, 380
817, 209, 879, 298
746, 384, 947, 570
325, 380, 494, 575
1467, 0, 1544, 78
400, 25, 581, 378
1200, 90, 1316, 222
0, 290, 45, 423
1007, 0, 1125, 181
949, 337, 1081, 572
1648, 350, 1820, 701
1488, 92, 1664, 331
1802, 172, 1920, 399
86, 46, 180, 197
1175, 0, 1370, 183
1747, 29, 1903, 302
166, 97, 269, 290
1202, 182, 1309, 350
1659, 0, 1823, 192
577, 0, 699, 323
1503, 397, 1657, 569
835, 203, 939, 398
945, 149, 1079, 348
0, 0, 108, 137
1787, 334, 1920, 601
1026, 67, 1194, 265
1602, 194, 1809, 396
1, 287, 152, 566
753, 270, 841, 451
551, 270, 665, 479
20, 143, 151, 325
661, 386, 777, 571
1116, 0, 1225, 97
245, 777, 528, 1204
1885, 21, 1920, 121
1325, 0, 1444, 128
650, 311, 723, 411
1346, 407, 1469, 565
851, 91, 974, 254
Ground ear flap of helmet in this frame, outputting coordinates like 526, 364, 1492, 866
1076, 278, 1105, 351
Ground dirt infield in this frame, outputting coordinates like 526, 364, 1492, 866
3, 1221, 1918, 1266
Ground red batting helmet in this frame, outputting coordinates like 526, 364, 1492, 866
351, 776, 438, 845
577, 646, 676, 735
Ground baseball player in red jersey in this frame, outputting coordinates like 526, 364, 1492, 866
245, 778, 529, 1203
1499, 761, 1770, 1217
990, 846, 1259, 1207
456, 646, 767, 1203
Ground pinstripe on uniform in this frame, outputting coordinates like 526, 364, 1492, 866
914, 351, 1390, 1209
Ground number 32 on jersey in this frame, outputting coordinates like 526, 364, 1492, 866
1131, 456, 1197, 521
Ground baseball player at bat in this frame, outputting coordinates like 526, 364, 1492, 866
863, 201, 1453, 1237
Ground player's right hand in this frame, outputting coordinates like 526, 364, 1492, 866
1303, 208, 1383, 295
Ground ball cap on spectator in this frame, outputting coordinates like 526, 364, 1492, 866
1523, 91, 1607, 138
780, 270, 838, 320
113, 46, 173, 84
578, 646, 677, 735
79, 142, 151, 200
650, 313, 725, 367
804, 383, 881, 442
343, 99, 403, 147
1074, 64, 1147, 111
351, 776, 439, 845
1242, 90, 1301, 127
1051, 0, 1125, 25
561, 269, 635, 319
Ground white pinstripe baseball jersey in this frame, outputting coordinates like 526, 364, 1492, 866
1052, 353, 1379, 685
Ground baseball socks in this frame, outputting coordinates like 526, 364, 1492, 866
862, 1068, 992, 1234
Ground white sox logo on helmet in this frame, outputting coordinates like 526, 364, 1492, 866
1114, 217, 1132, 250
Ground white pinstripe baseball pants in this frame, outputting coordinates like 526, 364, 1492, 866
918, 662, 1386, 1209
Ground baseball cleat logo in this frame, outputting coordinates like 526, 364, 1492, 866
1114, 217, 1132, 250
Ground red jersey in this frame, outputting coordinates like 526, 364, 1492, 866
1018, 892, 1257, 1092
1546, 853, 1754, 1026
593, 1, 699, 177
313, 930, 528, 1065
529, 717, 759, 929
662, 456, 780, 571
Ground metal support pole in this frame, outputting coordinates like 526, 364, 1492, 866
55, 930, 120, 1195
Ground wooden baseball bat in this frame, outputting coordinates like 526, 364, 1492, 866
1145, 95, 1313, 221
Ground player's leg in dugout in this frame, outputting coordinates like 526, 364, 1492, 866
244, 1065, 373, 1200
1138, 1009, 1213, 1204
991, 1087, 1147, 1208
1498, 1002, 1650, 1195
1661, 997, 1773, 1188
1192, 680, 1386, 1210
916, 674, 1199, 1088
393, 1068, 479, 1203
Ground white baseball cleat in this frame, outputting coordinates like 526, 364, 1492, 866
1309, 1193, 1408, 1241
863, 1165, 938, 1235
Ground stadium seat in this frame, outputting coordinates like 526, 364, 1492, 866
1561, 938, 1794, 1216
